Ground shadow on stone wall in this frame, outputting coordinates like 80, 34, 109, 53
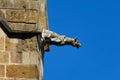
0, 22, 39, 39
0, 21, 43, 53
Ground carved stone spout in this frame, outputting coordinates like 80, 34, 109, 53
42, 29, 81, 48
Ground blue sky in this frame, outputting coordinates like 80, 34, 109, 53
44, 0, 120, 80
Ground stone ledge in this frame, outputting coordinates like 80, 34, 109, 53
0, 17, 42, 33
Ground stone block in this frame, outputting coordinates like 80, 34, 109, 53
6, 10, 25, 23
0, 37, 5, 50
0, 0, 13, 8
29, 52, 37, 64
11, 51, 22, 63
40, 0, 46, 15
0, 28, 6, 37
22, 51, 37, 65
14, 0, 39, 10
22, 52, 30, 64
5, 38, 17, 51
9, 23, 36, 31
14, 0, 26, 9
5, 38, 11, 51
28, 1, 39, 10
0, 10, 5, 19
38, 13, 46, 28
9, 38, 19, 44
0, 52, 9, 63
0, 65, 5, 77
0, 0, 39, 9
0, 28, 6, 51
0, 78, 4, 80
25, 24, 37, 32
9, 23, 25, 31
16, 37, 38, 52
25, 10, 37, 23
8, 22, 38, 32
6, 65, 38, 78
5, 78, 38, 80
6, 10, 37, 23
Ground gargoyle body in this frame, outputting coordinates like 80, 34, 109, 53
42, 29, 81, 48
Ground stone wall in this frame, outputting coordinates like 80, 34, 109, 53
0, 0, 48, 80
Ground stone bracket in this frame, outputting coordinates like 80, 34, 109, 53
0, 17, 41, 34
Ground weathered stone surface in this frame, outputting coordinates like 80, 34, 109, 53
5, 37, 18, 51
0, 37, 5, 50
25, 10, 37, 23
14, 0, 26, 9
0, 10, 5, 18
40, 0, 46, 15
39, 13, 47, 29
0, 0, 48, 80
11, 51, 22, 63
6, 10, 37, 23
9, 23, 25, 31
0, 78, 5, 80
8, 23, 37, 32
16, 37, 38, 52
25, 24, 37, 32
0, 52, 9, 63
0, 78, 4, 80
16, 47, 38, 65
0, 65, 5, 77
0, 28, 6, 37
22, 52, 30, 64
28, 1, 39, 10
0, 28, 5, 51
6, 65, 38, 78
0, 0, 13, 8
14, 0, 39, 10
5, 78, 38, 80
6, 10, 25, 22
0, 0, 48, 33
0, 0, 39, 9
29, 52, 38, 64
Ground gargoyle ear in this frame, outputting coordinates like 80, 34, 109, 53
74, 38, 78, 42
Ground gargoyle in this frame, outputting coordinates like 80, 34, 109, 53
42, 29, 81, 48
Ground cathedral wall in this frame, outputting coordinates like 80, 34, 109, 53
0, 0, 48, 80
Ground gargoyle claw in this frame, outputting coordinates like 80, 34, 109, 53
72, 38, 81, 48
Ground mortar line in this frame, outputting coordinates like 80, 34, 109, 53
4, 64, 6, 79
